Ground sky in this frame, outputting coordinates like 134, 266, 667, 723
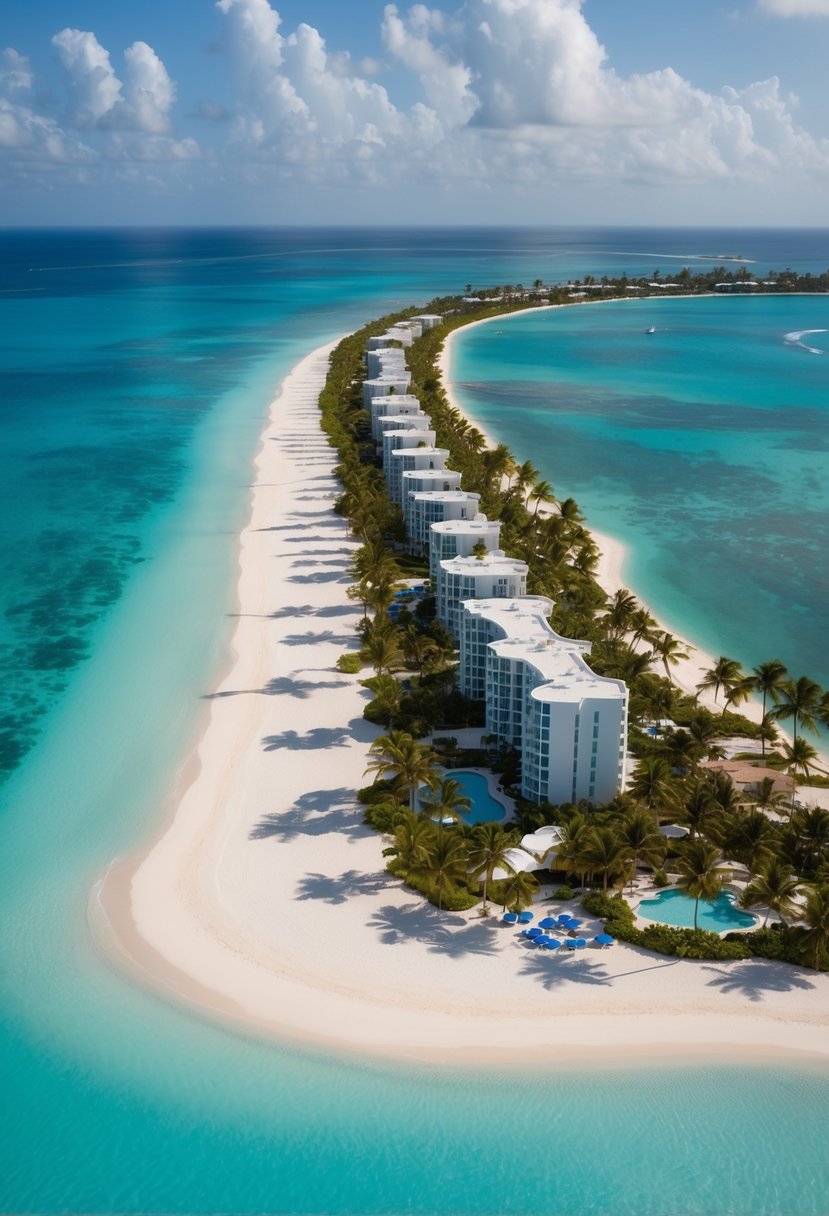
1, 0, 828, 227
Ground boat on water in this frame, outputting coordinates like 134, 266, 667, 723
645, 326, 656, 334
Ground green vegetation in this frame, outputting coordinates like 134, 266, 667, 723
318, 281, 829, 961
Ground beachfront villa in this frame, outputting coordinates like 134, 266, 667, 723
362, 318, 629, 808
408, 490, 483, 557
428, 516, 502, 580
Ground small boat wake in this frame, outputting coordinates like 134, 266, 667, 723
784, 328, 827, 354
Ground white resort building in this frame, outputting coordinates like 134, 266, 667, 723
360, 316, 629, 808
435, 551, 529, 641
428, 516, 502, 580
407, 490, 483, 557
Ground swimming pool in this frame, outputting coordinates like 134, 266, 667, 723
419, 769, 508, 825
637, 887, 756, 933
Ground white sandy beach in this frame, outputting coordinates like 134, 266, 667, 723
94, 334, 829, 1067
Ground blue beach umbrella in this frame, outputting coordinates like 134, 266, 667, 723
544, 938, 561, 951
526, 926, 543, 938
535, 935, 551, 946
566, 918, 582, 930
502, 911, 518, 924
574, 938, 587, 950
517, 911, 534, 924
539, 917, 557, 929
565, 939, 578, 951
557, 914, 574, 926
595, 933, 615, 946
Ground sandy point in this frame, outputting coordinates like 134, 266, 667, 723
92, 336, 829, 1068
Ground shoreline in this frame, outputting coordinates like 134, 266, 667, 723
437, 309, 829, 778
94, 330, 829, 1067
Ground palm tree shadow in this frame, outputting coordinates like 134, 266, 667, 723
262, 727, 352, 751
251, 787, 368, 841
367, 903, 500, 958
295, 870, 394, 904
702, 961, 816, 1002
519, 950, 613, 990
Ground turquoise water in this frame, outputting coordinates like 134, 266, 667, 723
451, 292, 829, 695
449, 768, 508, 823
2, 229, 829, 1214
638, 887, 758, 932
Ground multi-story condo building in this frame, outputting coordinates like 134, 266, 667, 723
388, 446, 449, 506
375, 414, 432, 448
406, 490, 483, 557
370, 398, 427, 440
436, 551, 529, 641
428, 516, 502, 581
401, 471, 464, 535
381, 430, 437, 496
457, 597, 574, 699
366, 347, 408, 378
362, 373, 412, 405
411, 314, 443, 330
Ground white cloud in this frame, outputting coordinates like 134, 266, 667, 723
379, 0, 829, 185
217, 0, 429, 178
52, 28, 177, 133
52, 28, 123, 127
757, 0, 829, 15
0, 49, 34, 96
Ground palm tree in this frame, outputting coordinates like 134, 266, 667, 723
650, 631, 690, 684
553, 813, 592, 889
696, 656, 745, 708
751, 776, 789, 816
791, 806, 829, 873
362, 624, 403, 676
581, 826, 632, 893
410, 833, 469, 911
530, 478, 556, 518
364, 673, 402, 728
618, 810, 666, 892
801, 885, 829, 972
601, 588, 640, 642
402, 627, 439, 677
628, 756, 679, 822
418, 777, 471, 835
675, 840, 730, 930
722, 808, 776, 873
752, 660, 789, 740
773, 675, 822, 739
681, 778, 718, 839
468, 823, 517, 910
740, 858, 801, 926
390, 812, 438, 875
722, 675, 755, 717
365, 731, 439, 812
497, 868, 539, 913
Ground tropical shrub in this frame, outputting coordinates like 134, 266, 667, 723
552, 885, 575, 900
363, 801, 407, 833
653, 869, 670, 887
336, 653, 363, 673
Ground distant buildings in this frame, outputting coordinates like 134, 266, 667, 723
361, 317, 628, 806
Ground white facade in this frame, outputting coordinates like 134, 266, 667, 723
411, 314, 443, 330
428, 516, 502, 581
436, 551, 529, 641
523, 659, 628, 806
402, 470, 464, 534
368, 394, 422, 438
375, 413, 431, 445
381, 430, 437, 496
458, 596, 561, 700
362, 374, 411, 405
406, 490, 482, 555
366, 348, 408, 378
388, 445, 448, 505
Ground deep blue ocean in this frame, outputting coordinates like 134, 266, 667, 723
1, 228, 827, 1214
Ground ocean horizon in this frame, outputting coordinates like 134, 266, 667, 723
1, 226, 828, 1214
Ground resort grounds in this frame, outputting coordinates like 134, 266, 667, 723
94, 332, 829, 1066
